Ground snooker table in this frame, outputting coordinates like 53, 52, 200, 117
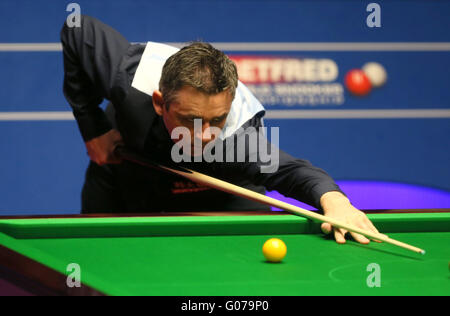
0, 209, 449, 296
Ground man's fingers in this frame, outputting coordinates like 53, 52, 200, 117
88, 147, 123, 165
85, 129, 124, 165
322, 223, 348, 244
107, 147, 123, 164
372, 232, 389, 243
363, 217, 388, 243
91, 154, 122, 165
334, 228, 347, 244
332, 224, 370, 244
109, 142, 124, 164
321, 223, 332, 235
324, 223, 362, 244
350, 231, 370, 244
107, 155, 123, 164
321, 214, 385, 245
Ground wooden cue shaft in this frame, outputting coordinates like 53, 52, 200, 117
159, 164, 426, 255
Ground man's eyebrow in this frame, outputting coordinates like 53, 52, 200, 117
178, 113, 203, 119
178, 112, 229, 121
212, 113, 229, 120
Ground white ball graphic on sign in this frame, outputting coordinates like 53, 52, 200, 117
362, 62, 387, 88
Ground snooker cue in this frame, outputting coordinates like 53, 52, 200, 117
115, 146, 426, 255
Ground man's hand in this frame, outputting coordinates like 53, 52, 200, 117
320, 191, 383, 244
85, 129, 124, 165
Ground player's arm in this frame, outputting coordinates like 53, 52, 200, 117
259, 147, 382, 244
216, 125, 381, 244
260, 149, 381, 244
249, 148, 344, 210
260, 153, 380, 243
60, 15, 129, 164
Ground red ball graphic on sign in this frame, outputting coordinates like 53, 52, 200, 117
345, 69, 372, 96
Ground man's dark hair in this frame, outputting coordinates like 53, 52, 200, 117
159, 42, 238, 108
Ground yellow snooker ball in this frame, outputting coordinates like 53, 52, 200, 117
262, 238, 287, 263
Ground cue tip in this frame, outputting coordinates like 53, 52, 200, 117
420, 250, 426, 255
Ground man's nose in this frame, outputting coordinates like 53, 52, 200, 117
201, 122, 213, 142
193, 120, 215, 144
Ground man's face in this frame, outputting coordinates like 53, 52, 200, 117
153, 86, 233, 154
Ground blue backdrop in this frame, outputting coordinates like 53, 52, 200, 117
0, 0, 449, 215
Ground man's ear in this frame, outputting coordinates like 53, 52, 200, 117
152, 90, 165, 116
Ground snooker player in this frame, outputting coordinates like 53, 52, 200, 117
61, 15, 381, 244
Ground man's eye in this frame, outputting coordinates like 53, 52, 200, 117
212, 116, 226, 124
184, 117, 198, 123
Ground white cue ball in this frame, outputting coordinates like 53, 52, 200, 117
362, 62, 387, 88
